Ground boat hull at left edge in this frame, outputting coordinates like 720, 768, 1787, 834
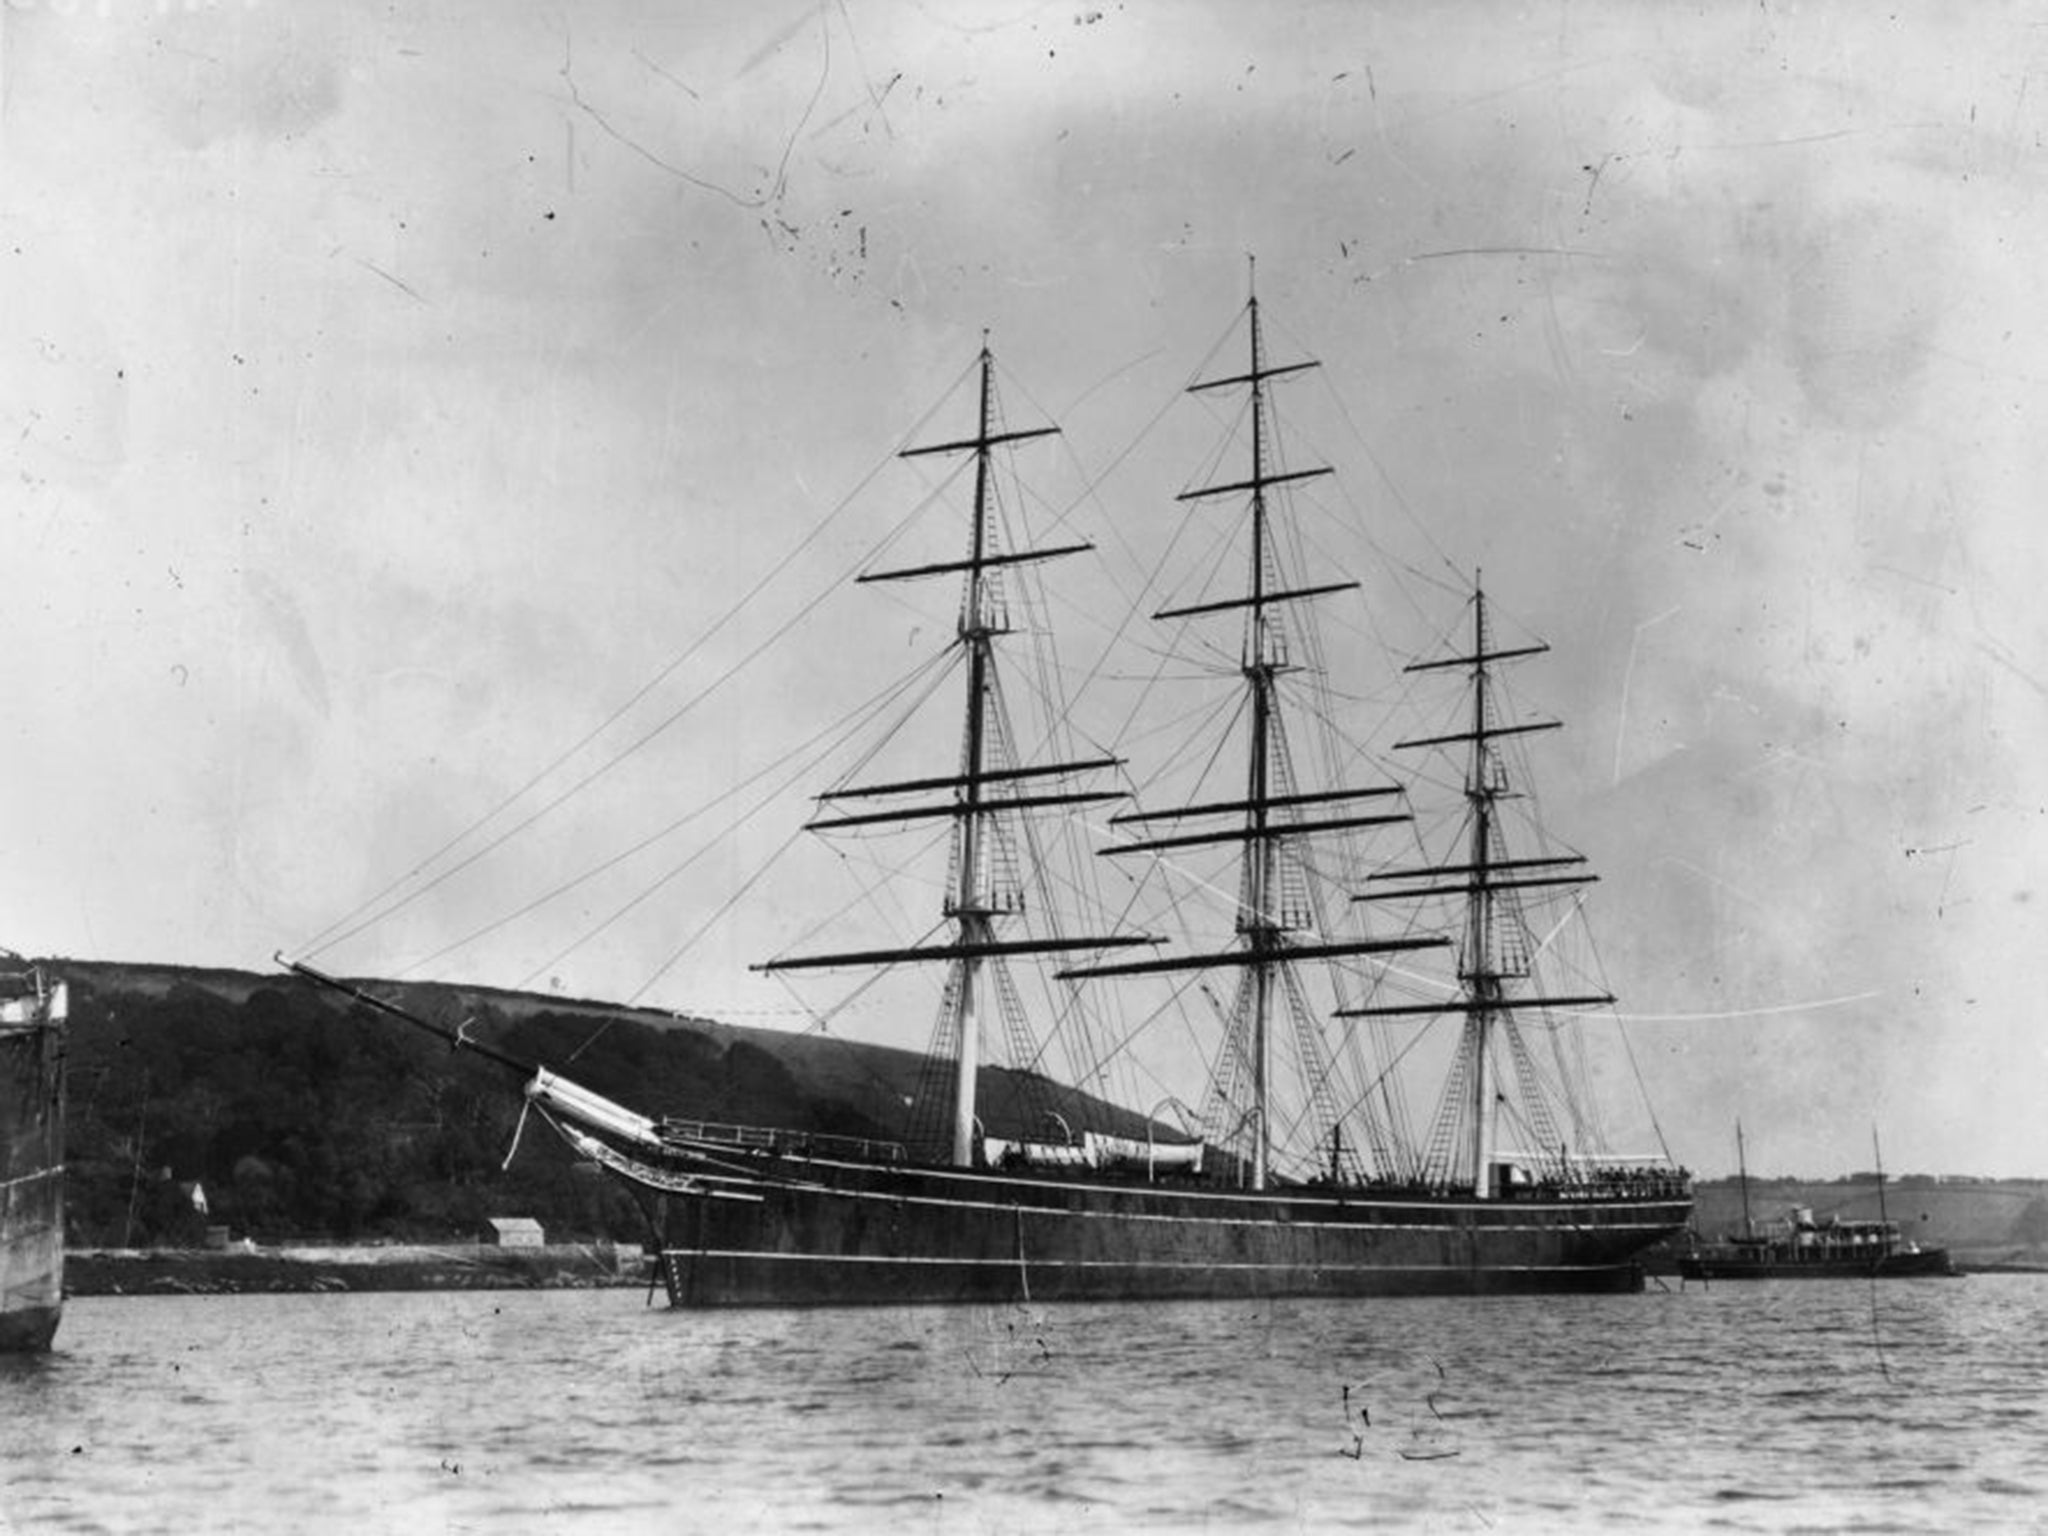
0, 975, 66, 1352
627, 1151, 1693, 1307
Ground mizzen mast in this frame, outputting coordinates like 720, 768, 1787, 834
756, 342, 1151, 1169
1340, 585, 1612, 1197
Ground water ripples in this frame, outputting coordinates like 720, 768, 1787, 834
1, 1277, 2043, 1532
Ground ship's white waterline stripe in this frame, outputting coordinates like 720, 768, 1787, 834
663, 1248, 1621, 1276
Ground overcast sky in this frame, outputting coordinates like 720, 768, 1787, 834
4, 1, 2045, 1178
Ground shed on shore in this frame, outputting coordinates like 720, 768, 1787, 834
481, 1216, 545, 1248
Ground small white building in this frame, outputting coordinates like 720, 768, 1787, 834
482, 1216, 545, 1249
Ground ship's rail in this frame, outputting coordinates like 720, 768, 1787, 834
1543, 1165, 1693, 1202
655, 1117, 906, 1165
1387, 1156, 1692, 1203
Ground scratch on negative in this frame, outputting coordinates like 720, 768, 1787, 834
1411, 245, 1607, 262
1611, 605, 1682, 787
1610, 990, 1884, 1023
632, 48, 699, 100
356, 259, 425, 304
562, 47, 755, 207
1581, 153, 1613, 218
1648, 855, 1764, 911
560, 18, 832, 212
1976, 636, 2048, 701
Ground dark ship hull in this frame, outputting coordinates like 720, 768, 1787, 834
644, 1150, 1692, 1306
1678, 1244, 1956, 1282
1, 976, 66, 1352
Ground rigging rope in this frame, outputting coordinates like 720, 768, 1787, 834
296, 353, 981, 964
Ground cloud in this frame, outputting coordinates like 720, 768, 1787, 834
6, 1, 2047, 1173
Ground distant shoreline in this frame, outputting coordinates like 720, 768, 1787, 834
65, 1243, 2044, 1298
1645, 1252, 2047, 1278
64, 1243, 650, 1296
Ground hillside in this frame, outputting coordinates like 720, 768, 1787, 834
46, 958, 2047, 1269
49, 957, 1169, 1249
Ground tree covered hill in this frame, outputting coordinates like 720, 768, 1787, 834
53, 958, 1160, 1249
55, 959, 2045, 1266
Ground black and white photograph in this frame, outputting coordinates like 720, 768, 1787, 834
3, 2, 2042, 1531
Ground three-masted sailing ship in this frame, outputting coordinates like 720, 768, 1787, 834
287, 286, 1693, 1303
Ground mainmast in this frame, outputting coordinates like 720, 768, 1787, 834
1234, 287, 1285, 1191
1340, 583, 1613, 1197
1063, 275, 1442, 1191
757, 341, 1151, 1169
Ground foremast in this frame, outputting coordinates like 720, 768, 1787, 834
1062, 281, 1443, 1191
1340, 585, 1617, 1197
756, 342, 1151, 1169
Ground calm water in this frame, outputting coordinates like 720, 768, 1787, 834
2, 1277, 2042, 1534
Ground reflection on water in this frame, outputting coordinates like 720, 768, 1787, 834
3, 1278, 2042, 1533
